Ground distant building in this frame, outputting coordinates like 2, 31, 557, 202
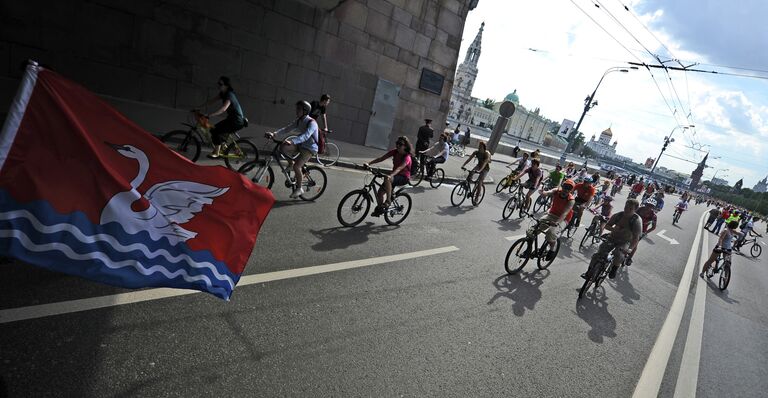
499, 93, 553, 144
449, 23, 484, 123
753, 175, 768, 193
585, 128, 632, 162
711, 177, 729, 186
469, 100, 498, 128
733, 178, 743, 192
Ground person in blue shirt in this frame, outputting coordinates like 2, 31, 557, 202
203, 76, 246, 159
266, 101, 318, 198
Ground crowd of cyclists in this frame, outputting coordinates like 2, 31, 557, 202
191, 76, 763, 293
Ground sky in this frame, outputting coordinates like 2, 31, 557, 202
459, 0, 768, 188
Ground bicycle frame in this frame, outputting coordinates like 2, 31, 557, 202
252, 139, 299, 186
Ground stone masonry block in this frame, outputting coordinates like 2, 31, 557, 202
318, 58, 344, 78
231, 29, 268, 54
141, 74, 177, 108
349, 121, 368, 145
405, 67, 421, 88
207, 1, 264, 32
413, 33, 431, 57
153, 3, 200, 32
384, 43, 400, 59
367, 36, 385, 54
437, 8, 462, 37
339, 23, 370, 47
137, 19, 177, 58
443, 0, 462, 15
268, 40, 303, 65
376, 55, 407, 85
397, 50, 419, 69
274, 0, 316, 26
315, 10, 340, 35
447, 33, 461, 50
81, 2, 135, 47
394, 25, 417, 52
367, 0, 393, 17
357, 71, 378, 90
404, 0, 425, 16
285, 64, 323, 96
333, 102, 359, 122
261, 11, 316, 53
354, 45, 379, 73
248, 79, 278, 101
423, 23, 437, 39
243, 50, 288, 86
315, 33, 356, 62
392, 7, 413, 26
429, 41, 455, 68
201, 18, 232, 43
321, 75, 342, 96
333, 0, 367, 31
357, 109, 371, 123
365, 9, 396, 43
424, 0, 440, 25
94, 0, 154, 18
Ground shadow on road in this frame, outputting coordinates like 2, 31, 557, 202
435, 205, 475, 216
575, 291, 617, 343
272, 200, 315, 209
487, 270, 550, 316
310, 223, 398, 251
705, 279, 741, 304
493, 218, 525, 232
610, 266, 640, 304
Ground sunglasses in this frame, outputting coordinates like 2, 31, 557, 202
396, 142, 405, 147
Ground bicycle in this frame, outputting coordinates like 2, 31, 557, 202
409, 153, 445, 188
733, 231, 763, 258
237, 134, 327, 201
672, 207, 684, 224
337, 166, 412, 227
579, 210, 607, 248
160, 110, 258, 170
532, 182, 553, 214
502, 183, 531, 220
315, 129, 340, 167
705, 247, 732, 290
449, 142, 465, 157
504, 218, 561, 274
578, 237, 628, 299
450, 169, 485, 207
495, 167, 522, 194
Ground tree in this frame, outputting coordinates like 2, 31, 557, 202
580, 146, 596, 159
570, 131, 586, 154
482, 98, 495, 110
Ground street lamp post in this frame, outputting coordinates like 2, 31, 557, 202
559, 66, 638, 164
711, 168, 729, 183
649, 124, 695, 174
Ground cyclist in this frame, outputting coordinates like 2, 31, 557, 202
537, 179, 576, 261
642, 181, 656, 202
583, 198, 642, 280
364, 136, 413, 217
576, 168, 588, 182
588, 194, 614, 236
735, 217, 759, 248
630, 178, 644, 199
727, 210, 742, 226
625, 199, 658, 265
673, 198, 688, 221
531, 149, 541, 160
546, 164, 566, 190
570, 177, 597, 227
612, 175, 623, 195
309, 94, 331, 132
509, 152, 531, 174
700, 220, 740, 278
653, 191, 665, 212
461, 141, 492, 203
712, 207, 731, 234
203, 76, 246, 159
516, 158, 544, 212
266, 100, 318, 198
564, 162, 576, 178
419, 133, 449, 177
415, 118, 434, 153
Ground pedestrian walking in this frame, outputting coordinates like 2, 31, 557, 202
416, 118, 434, 153
512, 140, 521, 158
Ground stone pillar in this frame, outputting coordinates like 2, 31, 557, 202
487, 101, 515, 154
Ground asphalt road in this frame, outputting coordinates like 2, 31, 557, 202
1, 166, 766, 397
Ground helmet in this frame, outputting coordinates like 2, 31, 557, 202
296, 100, 311, 114
603, 195, 614, 202
561, 179, 575, 191
644, 198, 657, 207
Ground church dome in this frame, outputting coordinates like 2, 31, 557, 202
601, 127, 613, 137
504, 90, 519, 104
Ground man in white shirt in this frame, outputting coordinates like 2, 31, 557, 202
420, 133, 450, 177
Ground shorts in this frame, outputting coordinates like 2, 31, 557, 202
523, 180, 538, 191
539, 213, 563, 243
295, 148, 315, 164
595, 239, 630, 267
211, 118, 245, 145
470, 169, 489, 182
392, 174, 408, 187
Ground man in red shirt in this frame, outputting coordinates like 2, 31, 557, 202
625, 199, 658, 265
537, 179, 576, 261
570, 178, 596, 227
630, 178, 645, 199
712, 207, 731, 234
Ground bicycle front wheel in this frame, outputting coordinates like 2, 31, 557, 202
505, 238, 531, 274
223, 138, 259, 171
533, 195, 548, 213
384, 192, 412, 225
317, 142, 340, 167
471, 183, 485, 206
750, 243, 762, 258
409, 165, 424, 187
496, 176, 509, 193
719, 263, 731, 290
451, 182, 468, 206
502, 196, 518, 220
537, 238, 560, 270
337, 189, 371, 227
579, 224, 593, 249
300, 165, 327, 201
161, 130, 200, 162
238, 161, 274, 189
429, 168, 444, 188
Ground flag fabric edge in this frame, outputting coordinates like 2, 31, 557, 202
0, 61, 39, 172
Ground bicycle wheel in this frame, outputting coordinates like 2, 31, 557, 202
750, 243, 762, 258
537, 238, 560, 270
317, 142, 340, 167
496, 177, 509, 193
408, 159, 424, 187
384, 192, 412, 225
337, 189, 371, 227
579, 224, 594, 249
161, 130, 201, 162
564, 221, 575, 239
518, 196, 528, 219
502, 196, 518, 220
719, 263, 731, 290
299, 165, 327, 201
533, 195, 548, 213
223, 138, 259, 171
429, 168, 445, 188
451, 182, 468, 206
238, 161, 274, 189
471, 183, 485, 206
505, 238, 531, 274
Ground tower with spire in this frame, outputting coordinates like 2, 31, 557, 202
689, 153, 708, 190
753, 175, 768, 193
449, 22, 484, 123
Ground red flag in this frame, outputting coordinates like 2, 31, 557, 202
0, 62, 274, 300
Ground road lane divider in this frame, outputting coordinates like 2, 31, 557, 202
0, 245, 460, 324
632, 211, 707, 398
672, 229, 709, 398
505, 235, 526, 241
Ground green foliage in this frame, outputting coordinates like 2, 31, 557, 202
705, 182, 768, 215
482, 98, 496, 110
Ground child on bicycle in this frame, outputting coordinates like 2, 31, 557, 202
364, 136, 413, 217
700, 220, 739, 278
266, 100, 319, 198
588, 195, 614, 236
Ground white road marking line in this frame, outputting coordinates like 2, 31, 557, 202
505, 235, 526, 241
632, 211, 707, 398
0, 245, 460, 324
673, 231, 709, 398
657, 229, 680, 245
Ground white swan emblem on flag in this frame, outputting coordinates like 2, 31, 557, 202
100, 143, 228, 244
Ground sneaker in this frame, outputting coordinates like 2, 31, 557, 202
545, 250, 556, 261
207, 153, 221, 159
370, 205, 384, 217
625, 258, 633, 266
289, 188, 304, 198
608, 265, 618, 279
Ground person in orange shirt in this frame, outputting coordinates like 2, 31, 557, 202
536, 179, 576, 261
570, 177, 597, 227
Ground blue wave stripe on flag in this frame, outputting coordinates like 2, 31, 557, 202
0, 190, 239, 300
